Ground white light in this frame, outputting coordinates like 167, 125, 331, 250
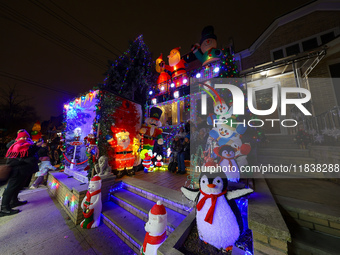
213, 67, 220, 73
260, 71, 267, 76
161, 86, 164, 91
149, 91, 153, 95
170, 83, 175, 88
174, 91, 179, 99
196, 73, 201, 78
152, 98, 157, 105
183, 79, 188, 84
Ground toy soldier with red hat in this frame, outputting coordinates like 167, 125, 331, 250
140, 107, 163, 152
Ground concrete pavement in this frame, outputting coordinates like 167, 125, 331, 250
0, 186, 137, 255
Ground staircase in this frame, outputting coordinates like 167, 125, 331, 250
101, 178, 191, 254
257, 135, 322, 178
258, 135, 340, 255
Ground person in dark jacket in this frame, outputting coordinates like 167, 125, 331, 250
177, 134, 190, 174
1, 130, 42, 216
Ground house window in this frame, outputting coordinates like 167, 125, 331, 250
302, 38, 318, 51
329, 63, 340, 105
321, 32, 335, 44
273, 49, 284, 60
286, 44, 300, 56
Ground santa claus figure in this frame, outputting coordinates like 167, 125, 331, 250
159, 47, 186, 78
112, 130, 135, 177
155, 53, 171, 85
142, 150, 156, 173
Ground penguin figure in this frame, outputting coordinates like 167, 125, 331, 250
181, 171, 252, 252
214, 145, 240, 182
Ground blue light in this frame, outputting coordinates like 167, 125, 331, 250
196, 73, 201, 78
149, 91, 153, 95
214, 67, 220, 73
170, 83, 175, 88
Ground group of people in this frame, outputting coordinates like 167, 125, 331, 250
0, 129, 56, 217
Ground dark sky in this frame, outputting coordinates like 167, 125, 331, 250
0, 0, 313, 121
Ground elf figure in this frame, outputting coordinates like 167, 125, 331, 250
192, 26, 223, 66
31, 121, 42, 142
159, 47, 187, 78
80, 175, 102, 229
141, 200, 167, 255
84, 133, 99, 165
140, 107, 163, 152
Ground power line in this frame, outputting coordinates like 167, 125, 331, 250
29, 0, 121, 58
49, 0, 123, 56
0, 71, 77, 96
0, 2, 107, 70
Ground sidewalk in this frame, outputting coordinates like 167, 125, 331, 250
0, 186, 137, 255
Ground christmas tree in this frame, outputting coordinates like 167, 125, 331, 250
102, 35, 154, 106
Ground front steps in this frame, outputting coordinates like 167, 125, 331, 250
266, 178, 340, 254
102, 178, 191, 254
258, 135, 340, 254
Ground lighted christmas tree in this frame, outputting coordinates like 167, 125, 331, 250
102, 35, 154, 105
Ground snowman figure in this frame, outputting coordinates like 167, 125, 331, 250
80, 175, 102, 229
141, 200, 167, 255
181, 171, 253, 252
192, 26, 223, 66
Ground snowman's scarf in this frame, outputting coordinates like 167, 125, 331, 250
6, 139, 34, 158
197, 189, 228, 224
142, 231, 166, 253
85, 189, 101, 203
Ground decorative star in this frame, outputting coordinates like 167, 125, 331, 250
314, 134, 324, 143
330, 128, 340, 139
321, 128, 331, 136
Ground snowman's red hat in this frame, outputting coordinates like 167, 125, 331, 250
90, 175, 101, 182
150, 201, 166, 215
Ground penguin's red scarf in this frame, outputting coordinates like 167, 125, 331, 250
197, 189, 228, 224
142, 231, 166, 253
6, 139, 34, 158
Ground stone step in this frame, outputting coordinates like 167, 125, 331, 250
289, 226, 340, 255
111, 188, 186, 233
265, 135, 296, 143
102, 201, 145, 254
261, 143, 301, 149
121, 178, 192, 216
258, 155, 316, 165
258, 148, 310, 158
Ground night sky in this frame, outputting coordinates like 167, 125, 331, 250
0, 0, 313, 121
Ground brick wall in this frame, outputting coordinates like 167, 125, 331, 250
252, 231, 288, 255
47, 173, 116, 225
283, 209, 340, 238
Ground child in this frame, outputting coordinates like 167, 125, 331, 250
30, 143, 57, 189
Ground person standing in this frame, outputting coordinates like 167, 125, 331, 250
1, 130, 42, 216
177, 135, 190, 174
